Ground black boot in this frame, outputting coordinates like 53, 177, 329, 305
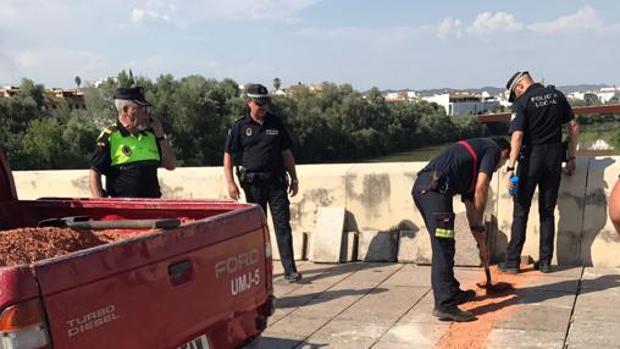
498, 262, 519, 274
433, 307, 477, 322
454, 289, 476, 305
534, 261, 552, 273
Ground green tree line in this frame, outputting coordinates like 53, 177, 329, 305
1, 71, 491, 170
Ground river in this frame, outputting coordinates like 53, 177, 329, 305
368, 123, 620, 163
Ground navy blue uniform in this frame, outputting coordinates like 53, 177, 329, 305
412, 138, 501, 311
505, 84, 574, 268
225, 112, 297, 275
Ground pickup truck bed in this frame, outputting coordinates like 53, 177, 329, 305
0, 150, 274, 349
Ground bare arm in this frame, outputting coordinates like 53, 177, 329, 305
467, 172, 491, 228
223, 152, 240, 200
565, 119, 579, 175
508, 131, 523, 171
89, 169, 105, 198
150, 116, 176, 170
282, 149, 299, 197
566, 119, 579, 157
158, 138, 176, 170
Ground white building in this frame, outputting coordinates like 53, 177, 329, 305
422, 92, 500, 116
596, 87, 620, 103
384, 90, 418, 102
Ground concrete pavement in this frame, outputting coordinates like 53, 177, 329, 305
256, 262, 620, 349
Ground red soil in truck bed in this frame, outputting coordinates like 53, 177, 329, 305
0, 227, 143, 267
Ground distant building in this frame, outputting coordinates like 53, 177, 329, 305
384, 90, 418, 102
596, 87, 620, 103
422, 92, 500, 116
569, 91, 600, 104
44, 89, 86, 110
0, 86, 20, 97
0, 86, 85, 110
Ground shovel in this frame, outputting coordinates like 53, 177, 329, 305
471, 225, 492, 288
472, 226, 512, 294
38, 216, 181, 230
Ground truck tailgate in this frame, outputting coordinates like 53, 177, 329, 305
32, 206, 270, 349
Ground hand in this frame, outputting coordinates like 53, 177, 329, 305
289, 179, 299, 197
566, 158, 576, 176
149, 116, 165, 137
227, 182, 240, 201
506, 170, 515, 190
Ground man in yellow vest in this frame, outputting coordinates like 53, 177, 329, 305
89, 87, 176, 198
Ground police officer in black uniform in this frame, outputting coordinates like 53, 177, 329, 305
413, 137, 510, 322
223, 84, 302, 283
89, 87, 176, 198
499, 72, 579, 274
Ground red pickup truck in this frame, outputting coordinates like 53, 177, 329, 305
0, 150, 274, 349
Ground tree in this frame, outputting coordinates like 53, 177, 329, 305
75, 76, 81, 89
273, 77, 281, 91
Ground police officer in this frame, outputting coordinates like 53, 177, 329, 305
223, 84, 302, 283
413, 137, 510, 322
89, 87, 176, 198
500, 72, 579, 274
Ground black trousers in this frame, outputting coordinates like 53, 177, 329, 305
506, 143, 563, 267
412, 173, 460, 311
241, 177, 297, 275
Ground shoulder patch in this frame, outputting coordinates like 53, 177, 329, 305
96, 124, 117, 146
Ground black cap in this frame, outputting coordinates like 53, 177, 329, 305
114, 87, 151, 106
505, 71, 528, 102
246, 84, 269, 105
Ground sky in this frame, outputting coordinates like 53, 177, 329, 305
1, 0, 619, 90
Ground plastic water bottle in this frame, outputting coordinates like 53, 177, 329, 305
509, 175, 519, 196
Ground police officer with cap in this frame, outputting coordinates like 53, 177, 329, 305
499, 72, 579, 274
413, 137, 511, 322
223, 83, 302, 283
89, 87, 176, 198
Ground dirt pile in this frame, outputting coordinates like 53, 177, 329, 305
435, 266, 539, 349
96, 230, 145, 243
0, 227, 143, 267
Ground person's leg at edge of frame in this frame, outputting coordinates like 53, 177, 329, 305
609, 177, 620, 235
268, 179, 300, 283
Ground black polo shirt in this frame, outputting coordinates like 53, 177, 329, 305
509, 83, 574, 147
89, 121, 162, 198
420, 138, 501, 200
225, 113, 292, 174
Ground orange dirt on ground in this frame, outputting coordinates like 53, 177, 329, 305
0, 227, 149, 267
435, 266, 539, 349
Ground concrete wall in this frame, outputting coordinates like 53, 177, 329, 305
11, 156, 620, 267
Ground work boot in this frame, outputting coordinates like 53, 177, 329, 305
454, 289, 476, 305
432, 307, 477, 322
283, 272, 302, 283
534, 261, 552, 273
498, 262, 519, 274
